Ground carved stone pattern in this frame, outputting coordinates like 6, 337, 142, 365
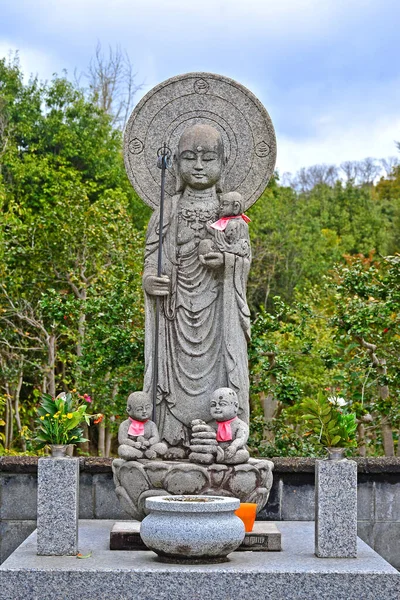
179, 206, 217, 233
112, 458, 274, 521
128, 138, 144, 155
255, 141, 270, 158
194, 78, 210, 94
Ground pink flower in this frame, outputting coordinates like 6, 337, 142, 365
83, 394, 92, 403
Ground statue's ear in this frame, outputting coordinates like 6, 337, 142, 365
174, 152, 185, 193
233, 200, 241, 215
216, 155, 228, 193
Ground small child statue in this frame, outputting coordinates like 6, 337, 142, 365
210, 387, 250, 464
189, 388, 250, 465
118, 392, 168, 460
198, 191, 251, 261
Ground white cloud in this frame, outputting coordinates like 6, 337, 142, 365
0, 40, 62, 82
1, 0, 398, 175
278, 115, 400, 174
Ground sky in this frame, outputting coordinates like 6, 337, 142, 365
1, 0, 399, 175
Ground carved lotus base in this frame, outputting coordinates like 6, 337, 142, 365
112, 457, 274, 521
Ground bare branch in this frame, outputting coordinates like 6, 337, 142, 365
81, 42, 142, 129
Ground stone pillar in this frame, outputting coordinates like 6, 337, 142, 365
315, 458, 357, 558
37, 457, 79, 555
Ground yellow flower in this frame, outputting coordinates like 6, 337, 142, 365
46, 413, 50, 417
40, 416, 45, 420
67, 413, 73, 419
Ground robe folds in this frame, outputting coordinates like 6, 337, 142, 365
143, 193, 251, 447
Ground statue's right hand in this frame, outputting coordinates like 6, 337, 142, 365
143, 275, 170, 296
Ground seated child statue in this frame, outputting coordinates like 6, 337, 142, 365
118, 392, 168, 460
198, 191, 251, 261
189, 388, 250, 465
210, 387, 250, 464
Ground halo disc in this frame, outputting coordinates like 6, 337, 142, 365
124, 72, 277, 210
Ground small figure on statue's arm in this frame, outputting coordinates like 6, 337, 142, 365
198, 191, 251, 261
118, 392, 168, 460
210, 387, 250, 465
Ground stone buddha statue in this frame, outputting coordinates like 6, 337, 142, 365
114, 73, 275, 519
142, 123, 251, 456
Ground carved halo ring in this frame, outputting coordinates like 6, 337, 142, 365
123, 72, 277, 210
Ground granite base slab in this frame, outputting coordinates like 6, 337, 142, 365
110, 520, 281, 552
1, 521, 399, 600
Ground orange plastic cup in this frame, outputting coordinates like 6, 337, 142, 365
235, 502, 257, 532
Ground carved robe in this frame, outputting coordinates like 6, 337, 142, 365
143, 189, 251, 447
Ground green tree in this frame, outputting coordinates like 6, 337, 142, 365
0, 55, 147, 453
329, 254, 400, 456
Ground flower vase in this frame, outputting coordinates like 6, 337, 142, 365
325, 447, 346, 460
50, 444, 69, 458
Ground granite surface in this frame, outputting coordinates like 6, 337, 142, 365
37, 457, 79, 556
315, 458, 357, 558
3, 457, 400, 569
1, 521, 399, 600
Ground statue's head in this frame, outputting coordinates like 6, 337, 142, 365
210, 387, 239, 422
126, 391, 152, 422
219, 192, 243, 217
175, 123, 226, 192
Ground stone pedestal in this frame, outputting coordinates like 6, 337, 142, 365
37, 457, 79, 556
112, 457, 273, 520
110, 520, 281, 552
315, 458, 357, 558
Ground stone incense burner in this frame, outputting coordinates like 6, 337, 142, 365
140, 495, 245, 563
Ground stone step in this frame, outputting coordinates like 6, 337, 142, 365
110, 520, 281, 552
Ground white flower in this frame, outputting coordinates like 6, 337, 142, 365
328, 396, 347, 407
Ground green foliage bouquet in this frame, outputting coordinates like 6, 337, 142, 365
35, 392, 102, 448
301, 392, 357, 449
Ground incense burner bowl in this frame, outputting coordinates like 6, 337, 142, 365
140, 495, 245, 563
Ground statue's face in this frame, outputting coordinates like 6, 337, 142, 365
177, 124, 224, 191
219, 193, 242, 217
127, 393, 152, 421
210, 388, 238, 421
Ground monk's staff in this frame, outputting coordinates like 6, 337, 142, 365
152, 144, 171, 423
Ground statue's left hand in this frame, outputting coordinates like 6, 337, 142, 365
225, 446, 236, 460
199, 251, 224, 269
